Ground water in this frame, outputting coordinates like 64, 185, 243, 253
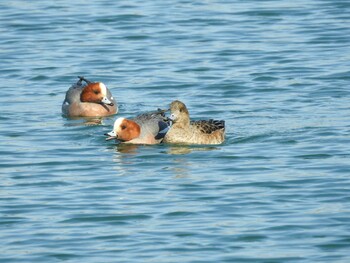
1, 0, 350, 262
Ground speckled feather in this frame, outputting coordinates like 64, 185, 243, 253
191, 119, 225, 134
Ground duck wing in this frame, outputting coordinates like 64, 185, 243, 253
63, 82, 85, 105
191, 119, 225, 134
135, 110, 171, 141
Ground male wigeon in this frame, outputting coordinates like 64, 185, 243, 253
163, 100, 225, 145
105, 109, 170, 144
62, 76, 118, 117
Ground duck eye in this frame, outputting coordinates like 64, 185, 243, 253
94, 90, 99, 95
121, 125, 127, 130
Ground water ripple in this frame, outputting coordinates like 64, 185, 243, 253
1, 0, 350, 262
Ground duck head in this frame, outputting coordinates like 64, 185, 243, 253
80, 82, 114, 106
168, 100, 190, 125
105, 117, 141, 142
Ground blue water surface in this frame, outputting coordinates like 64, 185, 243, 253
1, 0, 350, 262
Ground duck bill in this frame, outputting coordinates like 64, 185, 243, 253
101, 97, 114, 106
104, 131, 117, 141
167, 113, 176, 122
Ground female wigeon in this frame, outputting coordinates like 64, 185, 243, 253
105, 110, 170, 145
163, 100, 225, 145
62, 76, 118, 117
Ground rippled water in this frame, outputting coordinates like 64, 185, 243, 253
1, 1, 350, 262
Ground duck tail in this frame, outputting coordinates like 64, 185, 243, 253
77, 76, 92, 85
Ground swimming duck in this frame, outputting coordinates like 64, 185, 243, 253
163, 100, 225, 145
105, 109, 170, 144
62, 76, 118, 117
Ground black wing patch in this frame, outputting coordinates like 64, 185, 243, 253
155, 121, 170, 140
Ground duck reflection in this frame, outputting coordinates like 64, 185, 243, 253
108, 143, 220, 178
166, 145, 219, 178
63, 116, 104, 126
166, 145, 219, 155
114, 143, 140, 154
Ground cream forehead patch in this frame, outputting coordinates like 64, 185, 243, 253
114, 117, 125, 130
99, 83, 107, 96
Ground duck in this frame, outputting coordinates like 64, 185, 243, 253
105, 109, 170, 144
62, 76, 118, 117
163, 100, 225, 145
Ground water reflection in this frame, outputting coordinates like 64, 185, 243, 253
63, 117, 104, 126
168, 158, 191, 178
166, 145, 220, 178
167, 146, 192, 155
114, 143, 140, 154
166, 145, 219, 155
108, 143, 220, 178
110, 143, 220, 155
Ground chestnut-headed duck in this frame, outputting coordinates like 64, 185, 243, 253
105, 109, 170, 145
62, 76, 118, 117
163, 100, 225, 145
